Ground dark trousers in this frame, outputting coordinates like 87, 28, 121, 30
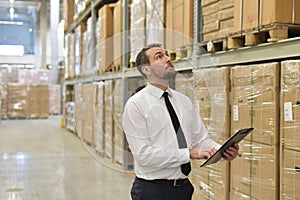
131, 177, 194, 200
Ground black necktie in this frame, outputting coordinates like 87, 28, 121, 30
162, 92, 191, 176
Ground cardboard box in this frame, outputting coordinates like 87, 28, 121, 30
95, 82, 105, 155
194, 67, 231, 140
231, 63, 279, 145
192, 67, 231, 200
193, 160, 230, 200
130, 0, 146, 63
96, 39, 114, 72
29, 85, 49, 118
281, 148, 300, 200
202, 0, 218, 7
234, 0, 300, 32
104, 80, 115, 160
7, 83, 29, 118
63, 0, 74, 29
202, 1, 219, 16
165, 0, 193, 50
113, 1, 122, 69
49, 84, 61, 115
230, 189, 259, 200
97, 5, 114, 42
281, 60, 300, 151
219, 0, 233, 10
74, 84, 83, 137
231, 140, 279, 200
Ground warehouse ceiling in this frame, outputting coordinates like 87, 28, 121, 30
0, 0, 41, 23
0, 0, 66, 26
0, 0, 65, 58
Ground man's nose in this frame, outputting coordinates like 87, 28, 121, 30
165, 54, 171, 62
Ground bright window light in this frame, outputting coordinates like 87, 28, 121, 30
0, 45, 24, 56
0, 20, 23, 25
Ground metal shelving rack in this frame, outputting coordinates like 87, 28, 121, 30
63, 0, 300, 171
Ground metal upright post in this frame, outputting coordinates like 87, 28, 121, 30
122, 0, 132, 171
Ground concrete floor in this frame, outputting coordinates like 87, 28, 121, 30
0, 116, 134, 200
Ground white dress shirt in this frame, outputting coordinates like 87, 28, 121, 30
122, 84, 220, 180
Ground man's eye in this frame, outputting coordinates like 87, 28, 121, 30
156, 54, 162, 59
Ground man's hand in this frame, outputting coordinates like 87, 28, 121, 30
223, 143, 240, 161
189, 143, 240, 161
189, 148, 218, 160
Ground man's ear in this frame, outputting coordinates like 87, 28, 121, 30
141, 65, 150, 75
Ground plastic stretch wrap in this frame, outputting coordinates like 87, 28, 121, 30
230, 62, 280, 200
74, 84, 83, 138
82, 83, 97, 145
280, 60, 300, 199
175, 71, 193, 100
65, 102, 75, 132
145, 0, 164, 45
95, 81, 105, 155
81, 17, 93, 74
231, 62, 279, 145
113, 79, 124, 165
7, 83, 29, 118
231, 140, 278, 200
64, 33, 75, 79
104, 80, 115, 159
74, 25, 82, 76
96, 5, 113, 72
130, 0, 146, 63
192, 67, 230, 200
18, 69, 51, 85
28, 85, 49, 118
281, 60, 300, 151
0, 69, 8, 119
49, 84, 61, 115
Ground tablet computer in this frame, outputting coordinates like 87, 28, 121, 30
200, 127, 254, 167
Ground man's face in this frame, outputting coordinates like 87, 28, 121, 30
145, 47, 177, 80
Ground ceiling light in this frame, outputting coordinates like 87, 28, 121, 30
9, 7, 14, 14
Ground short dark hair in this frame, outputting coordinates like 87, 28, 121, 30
135, 43, 162, 78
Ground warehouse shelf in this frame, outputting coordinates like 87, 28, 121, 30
196, 36, 300, 68
123, 68, 141, 78
64, 36, 300, 84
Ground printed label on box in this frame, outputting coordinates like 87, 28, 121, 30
233, 105, 239, 121
284, 102, 293, 121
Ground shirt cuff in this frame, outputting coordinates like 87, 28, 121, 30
180, 148, 190, 164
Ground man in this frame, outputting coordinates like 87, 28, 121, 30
122, 43, 239, 200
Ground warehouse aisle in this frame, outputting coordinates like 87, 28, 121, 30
0, 116, 134, 200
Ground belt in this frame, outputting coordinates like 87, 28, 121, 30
136, 176, 189, 187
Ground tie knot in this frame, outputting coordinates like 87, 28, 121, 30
162, 92, 169, 98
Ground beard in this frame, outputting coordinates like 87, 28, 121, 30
163, 69, 177, 80
151, 65, 177, 80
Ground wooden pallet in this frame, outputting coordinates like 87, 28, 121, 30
198, 38, 227, 54
129, 62, 136, 68
228, 23, 300, 49
95, 149, 105, 158
174, 45, 193, 60
105, 64, 122, 72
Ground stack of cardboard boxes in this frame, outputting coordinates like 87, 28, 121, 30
0, 68, 58, 119
96, 5, 114, 73
280, 60, 300, 199
192, 67, 231, 200
202, 0, 234, 41
230, 63, 280, 199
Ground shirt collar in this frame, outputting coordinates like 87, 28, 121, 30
146, 83, 174, 99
